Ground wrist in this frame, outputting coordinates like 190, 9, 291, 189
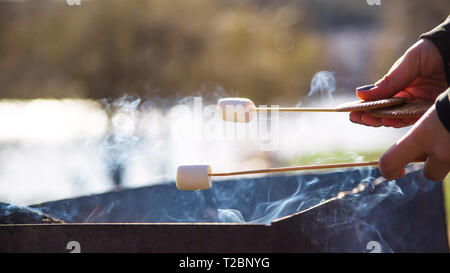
435, 89, 450, 133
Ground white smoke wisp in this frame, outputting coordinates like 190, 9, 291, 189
0, 75, 408, 206
306, 70, 336, 101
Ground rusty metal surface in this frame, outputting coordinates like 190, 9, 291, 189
0, 202, 339, 253
28, 168, 384, 224
0, 197, 448, 253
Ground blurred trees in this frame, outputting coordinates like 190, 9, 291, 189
370, 0, 449, 83
0, 0, 448, 103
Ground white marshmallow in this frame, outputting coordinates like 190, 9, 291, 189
217, 98, 256, 123
176, 165, 213, 190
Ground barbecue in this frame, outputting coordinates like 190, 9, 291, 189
0, 94, 445, 253
0, 164, 448, 253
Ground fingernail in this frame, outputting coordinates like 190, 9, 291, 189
356, 84, 375, 91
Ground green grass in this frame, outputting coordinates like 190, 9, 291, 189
444, 176, 450, 240
285, 150, 383, 166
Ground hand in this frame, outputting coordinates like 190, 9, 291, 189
350, 39, 447, 128
379, 105, 450, 181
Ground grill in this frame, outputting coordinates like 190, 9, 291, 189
0, 165, 448, 253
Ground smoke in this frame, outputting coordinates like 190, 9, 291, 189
309, 164, 427, 253
22, 162, 442, 253
217, 209, 245, 223
216, 163, 381, 226
1, 72, 433, 252
100, 94, 142, 187
306, 70, 336, 100
0, 73, 409, 205
0, 82, 441, 252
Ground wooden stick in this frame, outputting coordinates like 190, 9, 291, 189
209, 161, 380, 177
256, 107, 337, 112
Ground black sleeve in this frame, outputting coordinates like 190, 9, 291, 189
419, 15, 450, 133
435, 89, 450, 133
420, 15, 450, 86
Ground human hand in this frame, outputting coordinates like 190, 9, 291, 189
350, 39, 447, 128
379, 105, 450, 181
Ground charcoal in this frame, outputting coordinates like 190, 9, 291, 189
0, 202, 64, 224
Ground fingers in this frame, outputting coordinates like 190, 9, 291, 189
421, 109, 450, 181
356, 41, 422, 101
378, 106, 449, 181
379, 127, 425, 180
401, 117, 420, 124
350, 111, 382, 127
393, 90, 416, 101
423, 155, 450, 182
380, 118, 415, 128
361, 113, 382, 127
349, 111, 362, 124
414, 154, 428, 162
350, 111, 415, 128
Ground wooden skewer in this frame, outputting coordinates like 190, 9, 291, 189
256, 107, 337, 112
218, 98, 411, 120
209, 161, 380, 177
253, 98, 409, 113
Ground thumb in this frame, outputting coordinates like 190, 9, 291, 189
356, 42, 422, 101
378, 124, 425, 180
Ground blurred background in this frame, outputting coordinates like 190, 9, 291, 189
1, 0, 449, 101
0, 0, 449, 228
